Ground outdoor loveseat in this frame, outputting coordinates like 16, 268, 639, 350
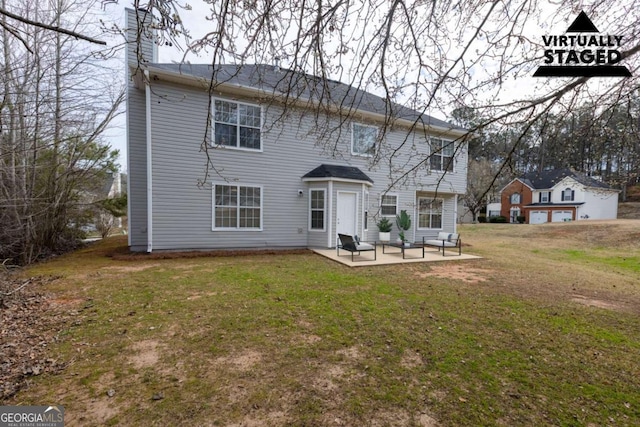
423, 232, 462, 256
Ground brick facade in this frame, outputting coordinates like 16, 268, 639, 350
500, 180, 533, 223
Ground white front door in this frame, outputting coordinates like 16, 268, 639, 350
510, 208, 520, 223
336, 192, 357, 238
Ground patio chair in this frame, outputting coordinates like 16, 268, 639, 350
423, 232, 462, 256
337, 234, 377, 262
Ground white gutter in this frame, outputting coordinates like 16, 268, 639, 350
145, 70, 153, 253
327, 181, 333, 248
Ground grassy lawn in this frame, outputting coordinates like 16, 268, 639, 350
4, 220, 640, 426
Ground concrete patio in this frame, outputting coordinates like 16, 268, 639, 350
312, 245, 481, 267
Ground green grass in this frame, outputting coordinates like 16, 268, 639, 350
561, 248, 640, 272
6, 223, 640, 426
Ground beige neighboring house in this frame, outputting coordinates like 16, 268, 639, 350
100, 172, 127, 229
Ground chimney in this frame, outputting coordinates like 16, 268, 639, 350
125, 8, 158, 67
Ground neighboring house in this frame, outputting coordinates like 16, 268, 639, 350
101, 172, 127, 229
500, 169, 618, 224
486, 202, 501, 218
104, 172, 125, 200
456, 199, 474, 224
125, 9, 468, 252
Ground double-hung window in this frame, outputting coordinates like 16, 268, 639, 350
418, 198, 443, 229
562, 187, 574, 201
430, 138, 454, 172
213, 184, 262, 230
213, 99, 262, 150
510, 193, 521, 204
309, 189, 326, 231
352, 123, 377, 156
380, 194, 398, 216
540, 191, 550, 203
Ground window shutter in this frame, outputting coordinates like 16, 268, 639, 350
571, 190, 575, 201
538, 193, 542, 203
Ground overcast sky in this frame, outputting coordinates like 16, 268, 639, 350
102, 1, 636, 172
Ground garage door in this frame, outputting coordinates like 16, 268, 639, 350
552, 210, 573, 222
530, 211, 548, 224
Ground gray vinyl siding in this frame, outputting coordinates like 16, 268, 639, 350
140, 77, 467, 251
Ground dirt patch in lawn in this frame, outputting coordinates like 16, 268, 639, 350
570, 294, 627, 311
100, 264, 161, 273
415, 264, 492, 284
129, 340, 161, 369
214, 349, 263, 372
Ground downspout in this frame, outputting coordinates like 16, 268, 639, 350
125, 87, 132, 248
453, 194, 458, 233
412, 192, 417, 243
327, 181, 333, 248
361, 184, 366, 240
145, 70, 153, 252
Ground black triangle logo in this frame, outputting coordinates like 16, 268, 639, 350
566, 11, 599, 33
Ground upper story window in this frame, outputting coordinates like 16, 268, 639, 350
213, 99, 262, 150
540, 191, 550, 203
352, 123, 377, 156
510, 193, 521, 204
380, 194, 398, 216
562, 187, 574, 201
430, 138, 454, 172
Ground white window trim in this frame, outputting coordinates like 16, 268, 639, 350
417, 197, 444, 230
212, 98, 263, 152
540, 191, 550, 203
351, 122, 377, 157
212, 183, 264, 231
429, 137, 455, 173
380, 193, 399, 217
562, 188, 574, 201
510, 193, 521, 204
308, 189, 326, 232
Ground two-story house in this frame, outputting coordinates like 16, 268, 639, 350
500, 169, 618, 224
125, 8, 468, 252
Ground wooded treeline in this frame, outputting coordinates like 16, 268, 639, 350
0, 0, 122, 265
456, 99, 640, 219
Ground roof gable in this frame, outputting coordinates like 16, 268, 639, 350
519, 168, 613, 190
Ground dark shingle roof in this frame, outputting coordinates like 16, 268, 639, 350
520, 168, 612, 190
148, 63, 465, 132
303, 164, 373, 183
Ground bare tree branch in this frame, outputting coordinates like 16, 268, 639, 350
0, 5, 106, 45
